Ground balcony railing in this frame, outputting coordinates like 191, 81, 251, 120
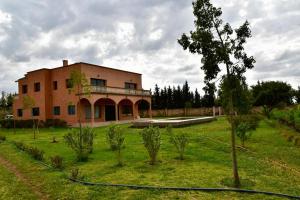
89, 86, 151, 96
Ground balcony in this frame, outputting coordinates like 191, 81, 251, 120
89, 86, 151, 96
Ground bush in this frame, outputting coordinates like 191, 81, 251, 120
0, 135, 6, 142
293, 137, 300, 146
106, 125, 122, 151
50, 155, 63, 169
27, 146, 44, 161
0, 119, 67, 129
140, 126, 161, 165
170, 132, 189, 160
69, 168, 84, 180
234, 115, 260, 147
64, 127, 95, 161
14, 141, 27, 151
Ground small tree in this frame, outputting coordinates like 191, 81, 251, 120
22, 96, 38, 139
106, 125, 121, 151
167, 126, 189, 160
235, 115, 260, 147
64, 127, 95, 161
140, 126, 161, 165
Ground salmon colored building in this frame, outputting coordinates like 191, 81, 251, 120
13, 60, 152, 126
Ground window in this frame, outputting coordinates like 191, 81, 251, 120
32, 107, 40, 116
68, 105, 75, 115
53, 81, 58, 90
91, 78, 106, 87
122, 105, 132, 115
66, 79, 73, 89
125, 82, 137, 89
17, 109, 23, 117
22, 85, 28, 94
53, 106, 60, 115
34, 82, 40, 92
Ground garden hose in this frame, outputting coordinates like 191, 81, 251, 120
68, 178, 300, 199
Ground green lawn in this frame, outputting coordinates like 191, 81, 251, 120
0, 117, 299, 199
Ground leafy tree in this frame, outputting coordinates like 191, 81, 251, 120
167, 86, 173, 109
202, 82, 216, 107
22, 95, 38, 139
152, 84, 161, 109
178, 0, 255, 187
251, 81, 293, 109
167, 126, 189, 160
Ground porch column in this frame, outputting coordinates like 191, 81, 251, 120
115, 104, 119, 121
91, 104, 95, 127
149, 102, 152, 118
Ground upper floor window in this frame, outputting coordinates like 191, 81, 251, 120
34, 82, 40, 92
66, 79, 73, 89
22, 85, 28, 94
125, 82, 137, 90
91, 78, 106, 87
32, 107, 40, 116
68, 105, 76, 115
53, 106, 60, 115
17, 109, 23, 117
53, 81, 58, 90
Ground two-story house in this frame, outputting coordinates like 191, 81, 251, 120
13, 60, 152, 126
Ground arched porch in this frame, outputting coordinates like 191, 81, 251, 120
134, 99, 152, 119
94, 98, 117, 122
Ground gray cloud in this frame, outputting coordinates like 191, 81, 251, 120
0, 0, 299, 94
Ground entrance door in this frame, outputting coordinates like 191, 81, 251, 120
85, 106, 91, 119
105, 105, 116, 121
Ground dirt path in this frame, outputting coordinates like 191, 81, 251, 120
0, 155, 48, 200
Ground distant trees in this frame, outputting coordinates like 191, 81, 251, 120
0, 92, 15, 111
151, 80, 215, 110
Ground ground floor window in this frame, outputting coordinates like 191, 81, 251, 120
68, 105, 75, 115
32, 107, 40, 116
17, 109, 23, 117
53, 106, 60, 115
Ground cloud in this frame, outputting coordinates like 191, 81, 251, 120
0, 0, 299, 95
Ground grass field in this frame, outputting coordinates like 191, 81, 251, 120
0, 117, 300, 199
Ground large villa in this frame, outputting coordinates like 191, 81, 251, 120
13, 60, 152, 126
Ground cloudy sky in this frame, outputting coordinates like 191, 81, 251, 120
0, 0, 299, 94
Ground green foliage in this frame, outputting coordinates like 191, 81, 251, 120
14, 141, 27, 151
0, 135, 6, 142
27, 146, 44, 161
271, 107, 300, 132
106, 125, 122, 151
0, 119, 67, 129
262, 105, 272, 119
234, 115, 260, 147
64, 127, 95, 161
50, 155, 63, 169
69, 168, 84, 180
140, 126, 161, 165
251, 81, 294, 109
106, 125, 125, 166
168, 128, 189, 160
219, 76, 252, 115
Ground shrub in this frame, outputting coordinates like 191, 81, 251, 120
293, 137, 300, 146
170, 132, 189, 160
106, 125, 122, 151
69, 168, 84, 180
114, 129, 125, 166
27, 146, 44, 161
64, 127, 95, 161
50, 155, 63, 169
0, 119, 67, 129
45, 119, 67, 128
140, 126, 161, 165
0, 135, 6, 142
234, 115, 260, 147
14, 141, 27, 151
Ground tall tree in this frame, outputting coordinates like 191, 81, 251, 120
152, 84, 161, 109
178, 0, 255, 187
0, 92, 6, 109
167, 86, 173, 109
202, 82, 216, 107
295, 86, 300, 104
194, 89, 201, 107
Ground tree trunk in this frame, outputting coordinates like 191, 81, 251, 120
230, 120, 240, 187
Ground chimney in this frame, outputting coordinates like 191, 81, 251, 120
63, 59, 68, 66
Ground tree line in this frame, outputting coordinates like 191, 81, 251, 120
151, 81, 215, 110
152, 80, 300, 110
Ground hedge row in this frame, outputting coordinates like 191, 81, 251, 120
14, 141, 44, 161
0, 119, 67, 129
271, 108, 300, 132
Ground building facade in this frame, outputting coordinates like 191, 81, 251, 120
13, 60, 152, 126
